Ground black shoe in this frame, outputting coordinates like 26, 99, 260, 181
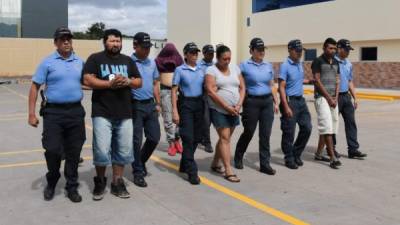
111, 178, 130, 199
133, 175, 147, 188
234, 158, 244, 170
294, 157, 304, 167
285, 161, 298, 170
204, 144, 214, 153
143, 165, 148, 177
330, 160, 342, 169
67, 190, 82, 203
314, 154, 330, 162
79, 157, 84, 164
43, 186, 55, 201
334, 150, 341, 159
92, 176, 107, 201
260, 164, 276, 175
348, 151, 367, 159
188, 174, 201, 185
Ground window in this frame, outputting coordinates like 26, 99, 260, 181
0, 0, 21, 37
361, 47, 377, 61
246, 17, 251, 27
252, 0, 334, 13
304, 49, 317, 61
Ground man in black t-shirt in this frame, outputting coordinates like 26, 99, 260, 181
83, 29, 142, 200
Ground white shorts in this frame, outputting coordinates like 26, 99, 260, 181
314, 97, 339, 135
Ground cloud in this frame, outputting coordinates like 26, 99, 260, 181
68, 0, 166, 39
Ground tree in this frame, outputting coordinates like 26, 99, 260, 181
72, 22, 106, 40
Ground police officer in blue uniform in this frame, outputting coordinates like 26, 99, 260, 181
28, 27, 86, 202
198, 44, 215, 153
234, 38, 279, 175
278, 39, 313, 169
171, 42, 205, 185
130, 32, 161, 188
334, 39, 367, 159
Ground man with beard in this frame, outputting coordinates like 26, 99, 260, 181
83, 29, 142, 200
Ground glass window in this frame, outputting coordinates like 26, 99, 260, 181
361, 47, 377, 61
253, 0, 334, 13
304, 49, 317, 61
0, 0, 21, 37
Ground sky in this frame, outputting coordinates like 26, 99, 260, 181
68, 0, 167, 39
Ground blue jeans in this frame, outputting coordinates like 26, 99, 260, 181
92, 117, 133, 166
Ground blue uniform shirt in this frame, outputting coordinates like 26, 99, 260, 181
198, 59, 214, 74
279, 57, 304, 97
335, 56, 353, 93
240, 58, 274, 96
131, 54, 159, 100
172, 63, 205, 97
32, 51, 84, 103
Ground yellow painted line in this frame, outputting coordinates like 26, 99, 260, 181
0, 144, 92, 156
150, 155, 310, 225
0, 156, 93, 169
3, 84, 310, 225
303, 88, 399, 101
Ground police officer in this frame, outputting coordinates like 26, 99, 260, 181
131, 32, 161, 188
28, 27, 86, 202
234, 38, 279, 175
198, 44, 215, 153
278, 39, 313, 169
334, 39, 367, 159
171, 42, 205, 185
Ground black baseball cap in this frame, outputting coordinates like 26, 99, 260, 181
202, 44, 215, 54
288, 39, 306, 52
54, 27, 73, 40
133, 32, 153, 48
249, 38, 267, 50
337, 39, 354, 51
183, 42, 200, 54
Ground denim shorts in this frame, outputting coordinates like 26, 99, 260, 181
92, 117, 133, 166
210, 109, 240, 129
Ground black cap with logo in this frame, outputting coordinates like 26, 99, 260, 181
288, 39, 306, 52
337, 39, 354, 51
202, 44, 215, 54
133, 32, 153, 48
183, 42, 201, 54
249, 38, 267, 50
53, 27, 73, 40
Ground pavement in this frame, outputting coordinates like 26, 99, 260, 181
0, 83, 399, 225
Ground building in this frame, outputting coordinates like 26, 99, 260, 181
168, 0, 400, 89
0, 0, 68, 38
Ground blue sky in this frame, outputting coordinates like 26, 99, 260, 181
68, 0, 167, 39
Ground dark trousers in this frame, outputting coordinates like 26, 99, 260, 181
201, 95, 212, 145
333, 93, 359, 153
235, 95, 274, 168
179, 97, 204, 175
131, 100, 161, 176
279, 97, 312, 162
42, 104, 86, 192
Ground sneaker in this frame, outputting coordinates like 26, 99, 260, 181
67, 190, 82, 203
285, 161, 298, 170
111, 178, 130, 199
204, 144, 214, 153
314, 154, 330, 162
188, 174, 201, 185
334, 150, 341, 159
175, 141, 183, 154
349, 150, 367, 159
234, 156, 244, 170
330, 160, 342, 169
43, 186, 55, 201
168, 144, 177, 156
92, 176, 107, 201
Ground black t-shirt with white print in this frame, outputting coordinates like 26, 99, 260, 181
83, 51, 141, 119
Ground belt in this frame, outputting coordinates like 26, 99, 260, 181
288, 95, 303, 100
247, 94, 272, 99
339, 92, 349, 96
46, 102, 81, 108
160, 84, 172, 90
180, 96, 203, 101
133, 98, 154, 104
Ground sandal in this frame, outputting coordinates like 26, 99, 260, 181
211, 165, 225, 175
224, 174, 240, 183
